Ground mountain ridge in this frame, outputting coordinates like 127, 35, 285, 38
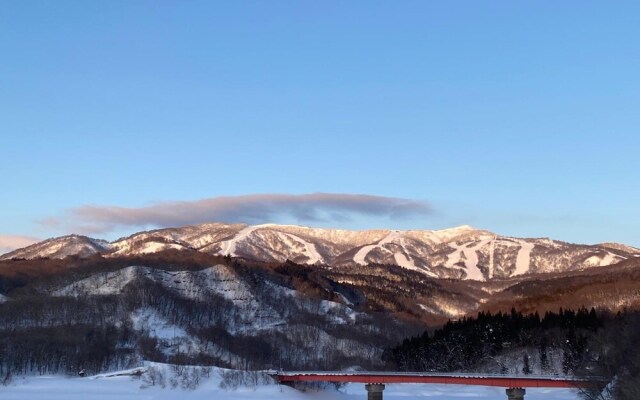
2, 222, 638, 281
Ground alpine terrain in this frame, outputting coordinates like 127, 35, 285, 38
3, 223, 638, 281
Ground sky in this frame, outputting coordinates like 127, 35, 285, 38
1, 1, 639, 251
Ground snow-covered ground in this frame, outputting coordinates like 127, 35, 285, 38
1, 366, 580, 400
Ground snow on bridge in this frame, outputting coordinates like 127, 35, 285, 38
271, 370, 586, 388
270, 371, 589, 400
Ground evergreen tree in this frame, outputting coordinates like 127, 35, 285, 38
539, 337, 549, 373
522, 354, 532, 375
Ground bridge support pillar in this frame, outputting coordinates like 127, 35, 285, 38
506, 388, 526, 400
365, 383, 385, 400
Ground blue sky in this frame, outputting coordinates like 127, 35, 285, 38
1, 1, 639, 249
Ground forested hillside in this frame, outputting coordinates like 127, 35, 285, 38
384, 308, 640, 400
0, 252, 416, 377
384, 308, 600, 373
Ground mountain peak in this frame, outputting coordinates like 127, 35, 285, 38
438, 224, 476, 232
0, 234, 110, 260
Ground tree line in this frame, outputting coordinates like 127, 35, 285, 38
383, 307, 600, 373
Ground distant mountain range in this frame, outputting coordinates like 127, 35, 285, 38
3, 223, 638, 280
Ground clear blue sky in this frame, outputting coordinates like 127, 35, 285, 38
1, 1, 639, 247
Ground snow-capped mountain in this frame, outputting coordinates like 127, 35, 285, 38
3, 223, 638, 280
0, 234, 112, 260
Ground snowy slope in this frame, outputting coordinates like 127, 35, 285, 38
55, 264, 258, 303
0, 234, 111, 260
109, 223, 245, 256
51, 263, 362, 336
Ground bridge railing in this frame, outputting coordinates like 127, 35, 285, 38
269, 370, 589, 382
268, 370, 597, 389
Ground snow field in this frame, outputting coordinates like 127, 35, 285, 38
0, 364, 581, 400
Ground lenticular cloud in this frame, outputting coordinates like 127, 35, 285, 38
40, 193, 432, 234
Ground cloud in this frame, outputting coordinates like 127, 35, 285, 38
40, 193, 432, 234
0, 235, 40, 254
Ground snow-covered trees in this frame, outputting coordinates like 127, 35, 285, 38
522, 354, 532, 375
577, 311, 640, 400
0, 254, 411, 376
384, 308, 600, 374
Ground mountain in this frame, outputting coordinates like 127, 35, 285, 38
0, 234, 112, 260
0, 252, 419, 374
2, 223, 638, 280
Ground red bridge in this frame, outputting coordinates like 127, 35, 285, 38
270, 371, 589, 400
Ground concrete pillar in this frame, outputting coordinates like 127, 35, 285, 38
506, 388, 526, 400
365, 383, 385, 400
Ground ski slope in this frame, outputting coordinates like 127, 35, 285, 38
353, 231, 424, 272
513, 240, 534, 276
